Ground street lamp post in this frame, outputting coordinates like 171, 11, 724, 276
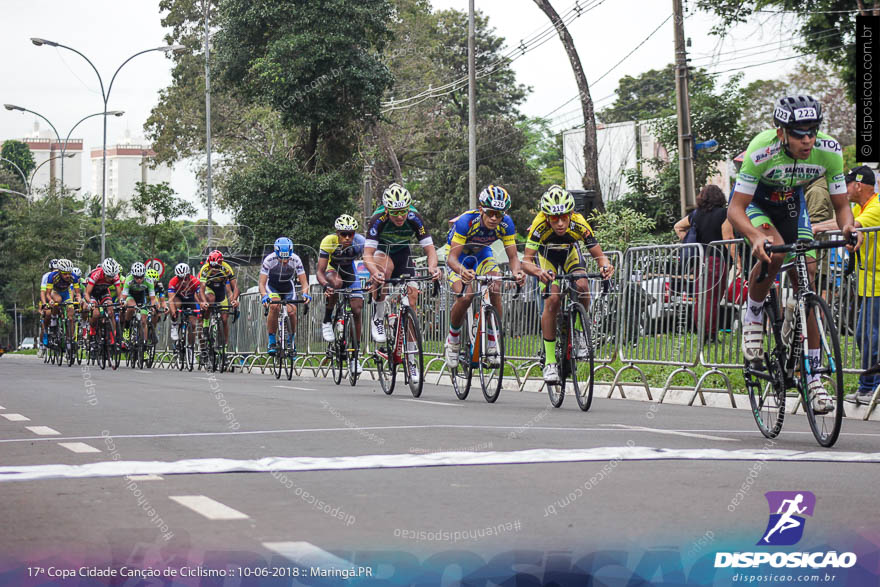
0, 155, 29, 194
4, 105, 124, 195
31, 37, 184, 259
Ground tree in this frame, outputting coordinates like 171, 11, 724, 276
518, 117, 565, 188
696, 0, 878, 102
214, 0, 394, 171
131, 181, 198, 258
531, 0, 602, 209
221, 157, 357, 261
610, 69, 749, 234
599, 65, 716, 124
1, 140, 35, 191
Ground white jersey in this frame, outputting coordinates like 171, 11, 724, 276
260, 252, 305, 289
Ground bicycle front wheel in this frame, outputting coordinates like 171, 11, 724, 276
547, 315, 568, 408
346, 316, 360, 387
801, 295, 844, 447
478, 306, 504, 404
281, 315, 293, 380
450, 317, 472, 401
401, 306, 424, 398
569, 302, 594, 412
744, 303, 786, 439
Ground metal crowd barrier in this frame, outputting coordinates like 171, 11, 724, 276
143, 236, 879, 419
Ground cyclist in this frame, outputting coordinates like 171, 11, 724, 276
168, 263, 202, 347
521, 185, 614, 384
83, 258, 124, 341
317, 215, 366, 373
146, 267, 167, 343
728, 95, 859, 414
444, 185, 526, 368
43, 258, 82, 347
120, 262, 158, 348
259, 237, 310, 355
39, 259, 59, 347
72, 266, 90, 337
198, 250, 240, 347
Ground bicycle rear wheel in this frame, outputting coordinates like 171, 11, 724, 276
401, 306, 424, 398
478, 306, 504, 404
569, 302, 594, 412
450, 318, 472, 400
330, 320, 343, 385
801, 295, 844, 447
346, 316, 360, 387
547, 316, 567, 408
744, 303, 786, 439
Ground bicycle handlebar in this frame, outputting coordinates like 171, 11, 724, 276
455, 275, 522, 298
541, 272, 604, 299
757, 234, 859, 282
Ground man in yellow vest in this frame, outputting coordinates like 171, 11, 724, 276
845, 166, 880, 405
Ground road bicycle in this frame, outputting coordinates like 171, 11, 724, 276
373, 275, 439, 398
744, 236, 856, 447
89, 302, 123, 371
124, 303, 157, 370
540, 271, 599, 411
265, 298, 308, 380
326, 287, 368, 387
173, 306, 199, 372
449, 274, 519, 403
203, 302, 236, 373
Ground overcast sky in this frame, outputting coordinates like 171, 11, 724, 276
0, 1, 805, 222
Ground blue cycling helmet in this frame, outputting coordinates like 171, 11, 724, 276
274, 237, 294, 259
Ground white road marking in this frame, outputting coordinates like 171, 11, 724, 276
169, 495, 249, 520
126, 475, 163, 481
3, 446, 880, 483
25, 426, 60, 436
273, 385, 316, 391
1, 425, 879, 446
263, 542, 353, 567
607, 424, 738, 442
1, 413, 30, 422
397, 399, 464, 407
0, 405, 5, 410
58, 442, 101, 454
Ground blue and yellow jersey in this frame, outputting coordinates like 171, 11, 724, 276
447, 209, 516, 253
42, 271, 81, 292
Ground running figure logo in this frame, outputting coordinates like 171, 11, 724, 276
758, 491, 816, 546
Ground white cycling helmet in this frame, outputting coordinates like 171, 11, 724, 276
334, 214, 359, 231
72, 267, 82, 278
382, 183, 412, 210
101, 258, 121, 277
130, 262, 146, 277
175, 262, 190, 278
56, 258, 74, 273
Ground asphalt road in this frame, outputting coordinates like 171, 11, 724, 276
1, 353, 878, 584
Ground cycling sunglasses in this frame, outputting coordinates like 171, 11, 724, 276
388, 208, 408, 217
338, 231, 355, 238
788, 126, 819, 139
482, 209, 504, 219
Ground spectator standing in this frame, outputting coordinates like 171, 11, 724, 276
673, 185, 735, 342
805, 176, 834, 224
838, 167, 879, 404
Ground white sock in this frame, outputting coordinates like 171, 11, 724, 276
374, 300, 386, 319
808, 349, 821, 383
744, 296, 764, 325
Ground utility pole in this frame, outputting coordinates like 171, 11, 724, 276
204, 0, 214, 246
673, 0, 695, 216
363, 163, 373, 227
467, 0, 477, 208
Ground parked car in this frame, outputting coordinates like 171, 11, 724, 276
18, 337, 35, 350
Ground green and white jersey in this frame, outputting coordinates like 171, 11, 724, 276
734, 129, 846, 206
121, 275, 156, 297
